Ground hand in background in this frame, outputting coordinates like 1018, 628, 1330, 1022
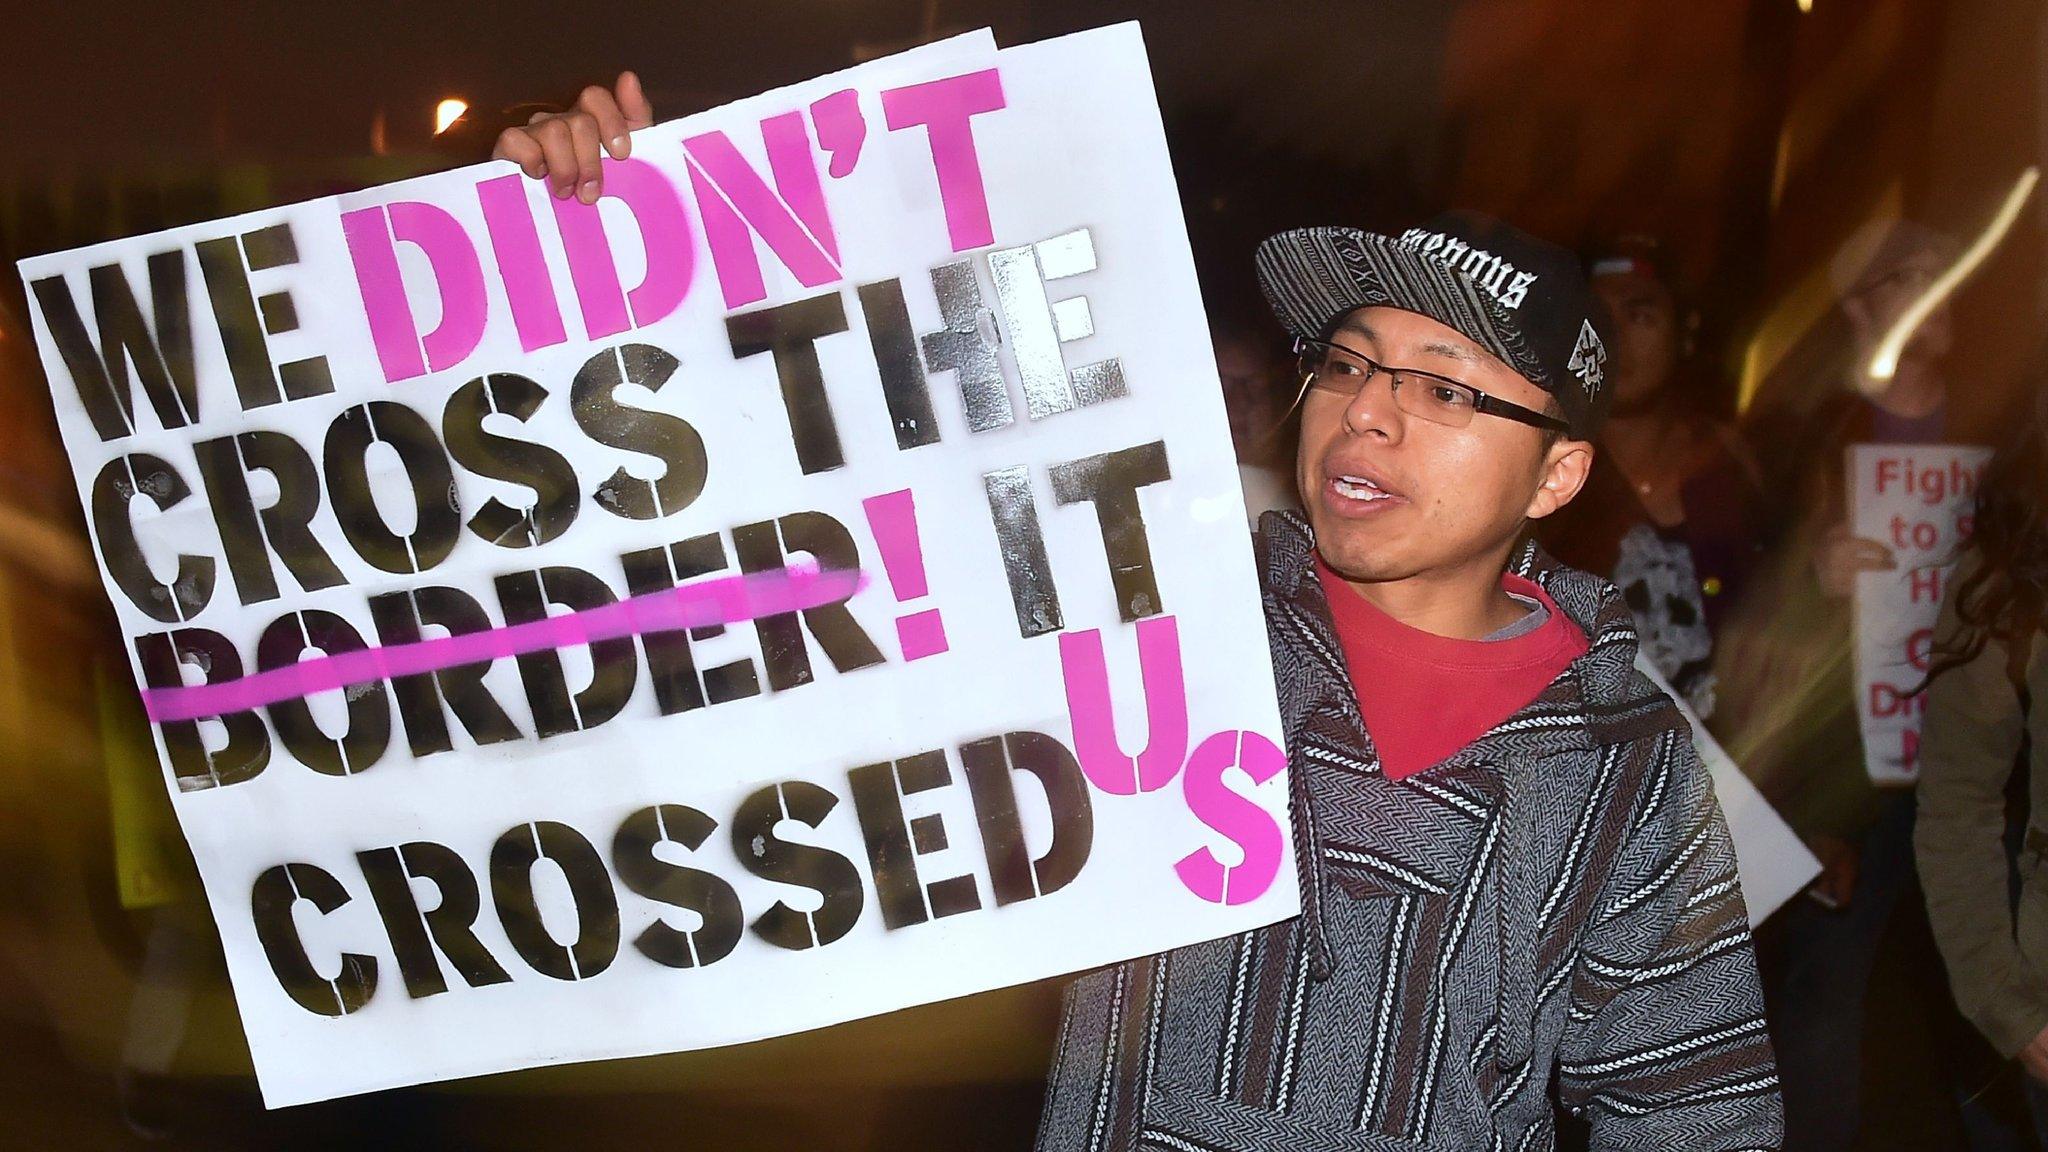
1806, 834, 1859, 910
2020, 1024, 2048, 1086
1815, 521, 1895, 599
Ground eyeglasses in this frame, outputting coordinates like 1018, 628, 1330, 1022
1292, 337, 1571, 435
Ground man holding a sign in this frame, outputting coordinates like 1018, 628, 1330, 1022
504, 56, 1777, 1152
23, 25, 1771, 1148
1058, 220, 1780, 1152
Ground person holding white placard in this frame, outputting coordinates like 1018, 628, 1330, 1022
1716, 220, 2005, 1151
500, 83, 1779, 1152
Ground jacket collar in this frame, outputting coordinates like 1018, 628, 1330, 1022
1256, 508, 1679, 759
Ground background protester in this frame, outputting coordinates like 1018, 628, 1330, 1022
1717, 219, 2008, 1150
1212, 316, 1300, 522
1722, 221, 1970, 897
1919, 364, 2048, 1143
1538, 234, 1766, 718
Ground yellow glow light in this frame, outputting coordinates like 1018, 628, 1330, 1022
433, 99, 469, 136
1864, 167, 2038, 388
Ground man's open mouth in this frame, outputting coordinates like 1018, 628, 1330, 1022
1330, 474, 1398, 503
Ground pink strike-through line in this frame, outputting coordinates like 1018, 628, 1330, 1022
140, 564, 868, 725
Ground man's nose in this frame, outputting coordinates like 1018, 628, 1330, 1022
1343, 372, 1404, 441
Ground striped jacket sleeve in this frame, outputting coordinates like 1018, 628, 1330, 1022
1557, 729, 1784, 1151
1035, 965, 1134, 1152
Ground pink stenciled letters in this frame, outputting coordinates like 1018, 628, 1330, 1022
475, 174, 567, 354
548, 158, 698, 340
341, 201, 488, 383
881, 68, 1006, 253
684, 114, 842, 310
1174, 731, 1287, 905
1059, 614, 1189, 795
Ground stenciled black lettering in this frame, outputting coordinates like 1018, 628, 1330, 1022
445, 373, 579, 548
324, 400, 461, 575
493, 567, 637, 739
132, 628, 270, 791
194, 222, 332, 411
731, 512, 883, 693
570, 343, 707, 520
732, 781, 863, 950
193, 430, 344, 605
368, 586, 524, 758
250, 862, 376, 1017
849, 749, 979, 929
919, 259, 1011, 433
89, 453, 212, 622
357, 841, 512, 999
982, 465, 1063, 638
619, 534, 761, 713
726, 292, 850, 474
255, 610, 392, 776
612, 804, 744, 969
856, 278, 940, 450
30, 250, 197, 440
489, 821, 621, 982
962, 730, 1093, 906
1048, 440, 1171, 621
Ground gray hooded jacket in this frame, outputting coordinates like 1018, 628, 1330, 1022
1033, 511, 1782, 1151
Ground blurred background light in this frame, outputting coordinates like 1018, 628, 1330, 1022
434, 98, 469, 136
1864, 165, 2038, 385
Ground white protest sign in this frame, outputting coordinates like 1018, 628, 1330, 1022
18, 24, 1296, 1106
1849, 443, 1992, 785
1634, 655, 1819, 924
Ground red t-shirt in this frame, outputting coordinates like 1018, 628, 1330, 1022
1315, 558, 1589, 781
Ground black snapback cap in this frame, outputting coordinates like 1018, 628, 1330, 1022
1256, 210, 1614, 439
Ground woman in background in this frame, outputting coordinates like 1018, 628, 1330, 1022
1918, 367, 2048, 1142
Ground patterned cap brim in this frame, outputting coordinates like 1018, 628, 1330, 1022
1254, 227, 1547, 392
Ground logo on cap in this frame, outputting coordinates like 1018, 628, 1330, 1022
1567, 320, 1607, 398
1398, 227, 1541, 310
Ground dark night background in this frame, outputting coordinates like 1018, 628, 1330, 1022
0, 1, 2041, 1147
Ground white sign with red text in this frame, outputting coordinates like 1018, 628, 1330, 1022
1850, 443, 1992, 785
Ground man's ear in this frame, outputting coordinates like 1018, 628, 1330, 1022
1525, 438, 1595, 521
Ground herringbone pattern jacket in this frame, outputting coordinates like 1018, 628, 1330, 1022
1034, 512, 1783, 1151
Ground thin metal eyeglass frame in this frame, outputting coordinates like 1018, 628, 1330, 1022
1291, 337, 1571, 435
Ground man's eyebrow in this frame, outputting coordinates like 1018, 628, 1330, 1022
1333, 320, 1377, 345
1334, 321, 1484, 367
1417, 339, 1480, 365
